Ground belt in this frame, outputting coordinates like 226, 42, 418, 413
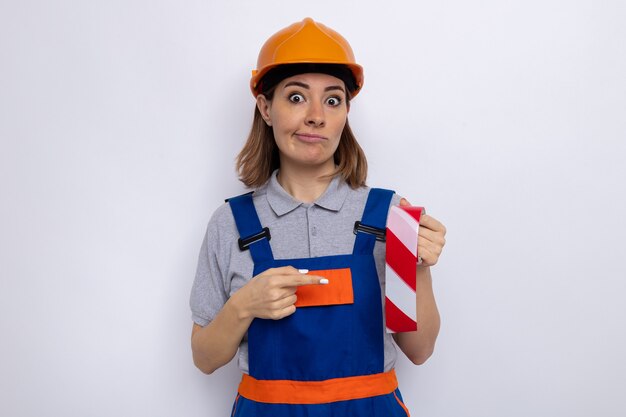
238, 369, 398, 404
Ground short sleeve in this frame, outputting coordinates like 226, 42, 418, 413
390, 192, 403, 208
189, 218, 228, 326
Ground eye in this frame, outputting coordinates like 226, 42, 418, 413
326, 96, 342, 107
288, 93, 305, 103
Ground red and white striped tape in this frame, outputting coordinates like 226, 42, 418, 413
385, 205, 424, 333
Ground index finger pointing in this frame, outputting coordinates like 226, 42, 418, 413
294, 274, 329, 286
279, 271, 329, 287
269, 268, 329, 287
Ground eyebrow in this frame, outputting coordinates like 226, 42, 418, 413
284, 81, 345, 93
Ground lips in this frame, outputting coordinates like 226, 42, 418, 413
295, 133, 328, 142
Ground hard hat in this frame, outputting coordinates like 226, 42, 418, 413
250, 17, 364, 97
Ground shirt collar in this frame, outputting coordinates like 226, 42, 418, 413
266, 170, 349, 216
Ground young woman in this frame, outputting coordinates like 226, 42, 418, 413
190, 17, 446, 416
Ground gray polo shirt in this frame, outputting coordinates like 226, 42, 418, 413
190, 171, 402, 373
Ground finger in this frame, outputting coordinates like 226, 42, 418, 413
419, 214, 446, 234
418, 234, 443, 255
273, 286, 297, 300
271, 271, 329, 288
399, 198, 411, 206
260, 266, 316, 287
291, 273, 329, 287
418, 226, 446, 247
261, 266, 304, 276
273, 294, 297, 310
417, 245, 437, 267
418, 243, 438, 265
418, 238, 442, 264
272, 304, 297, 320
262, 266, 320, 280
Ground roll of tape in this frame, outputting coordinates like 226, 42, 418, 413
385, 205, 424, 333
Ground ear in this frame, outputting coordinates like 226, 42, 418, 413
256, 94, 272, 126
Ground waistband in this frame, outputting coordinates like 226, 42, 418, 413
238, 369, 398, 404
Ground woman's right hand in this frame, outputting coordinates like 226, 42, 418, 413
231, 266, 327, 320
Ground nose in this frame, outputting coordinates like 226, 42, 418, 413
305, 101, 325, 127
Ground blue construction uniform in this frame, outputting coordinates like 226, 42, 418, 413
227, 188, 410, 417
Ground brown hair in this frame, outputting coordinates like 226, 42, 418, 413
236, 65, 368, 189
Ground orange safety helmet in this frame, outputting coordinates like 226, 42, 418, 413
250, 17, 364, 98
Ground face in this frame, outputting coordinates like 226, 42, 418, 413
257, 72, 349, 173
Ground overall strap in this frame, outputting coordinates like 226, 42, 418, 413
353, 188, 395, 256
227, 192, 274, 263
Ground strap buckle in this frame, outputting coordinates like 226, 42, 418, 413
238, 227, 271, 251
353, 221, 386, 242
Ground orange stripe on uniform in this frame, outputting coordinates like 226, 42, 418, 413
295, 268, 354, 307
231, 394, 240, 417
393, 390, 411, 416
238, 369, 399, 404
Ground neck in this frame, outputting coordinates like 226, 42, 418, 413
277, 161, 335, 203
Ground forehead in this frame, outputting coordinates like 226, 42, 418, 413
277, 72, 346, 90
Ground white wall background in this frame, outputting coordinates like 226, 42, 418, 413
2, 1, 625, 416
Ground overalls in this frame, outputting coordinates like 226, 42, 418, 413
227, 188, 410, 417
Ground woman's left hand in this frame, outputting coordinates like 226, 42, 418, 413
400, 198, 447, 267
